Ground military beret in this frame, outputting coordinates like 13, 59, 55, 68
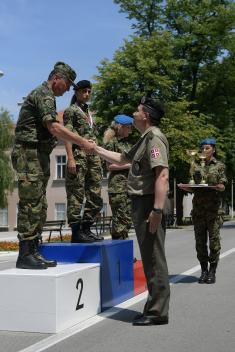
114, 114, 133, 125
200, 138, 216, 146
140, 96, 165, 120
54, 61, 76, 83
74, 80, 92, 90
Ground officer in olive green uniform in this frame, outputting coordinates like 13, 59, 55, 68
191, 138, 227, 284
64, 80, 103, 243
95, 97, 170, 326
12, 63, 95, 270
104, 114, 133, 240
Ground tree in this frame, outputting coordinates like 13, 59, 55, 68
92, 0, 235, 218
114, 0, 164, 35
0, 108, 15, 208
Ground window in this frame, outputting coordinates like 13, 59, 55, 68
55, 203, 66, 221
56, 155, 67, 179
0, 208, 8, 227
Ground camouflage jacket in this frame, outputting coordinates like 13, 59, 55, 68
105, 137, 132, 194
14, 82, 58, 152
63, 103, 99, 159
193, 157, 227, 209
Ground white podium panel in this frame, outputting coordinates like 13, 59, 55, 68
0, 263, 100, 333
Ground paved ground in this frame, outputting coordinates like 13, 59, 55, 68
0, 221, 234, 352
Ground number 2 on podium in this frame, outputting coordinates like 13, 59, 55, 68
76, 278, 84, 310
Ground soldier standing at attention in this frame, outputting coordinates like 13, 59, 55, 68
63, 80, 103, 243
103, 114, 133, 240
179, 138, 227, 284
94, 97, 170, 326
11, 62, 95, 270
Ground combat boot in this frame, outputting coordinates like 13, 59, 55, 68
32, 237, 57, 267
16, 239, 48, 269
71, 222, 95, 243
206, 263, 217, 284
198, 262, 208, 284
82, 221, 104, 241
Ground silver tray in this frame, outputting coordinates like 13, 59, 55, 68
178, 183, 217, 189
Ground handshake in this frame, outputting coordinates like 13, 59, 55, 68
81, 139, 98, 154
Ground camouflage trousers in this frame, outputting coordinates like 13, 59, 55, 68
65, 155, 103, 225
192, 208, 222, 264
108, 192, 132, 239
11, 145, 50, 240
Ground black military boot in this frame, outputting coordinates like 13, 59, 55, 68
198, 262, 208, 284
71, 222, 95, 243
206, 263, 217, 284
16, 239, 48, 270
32, 237, 57, 267
82, 221, 104, 241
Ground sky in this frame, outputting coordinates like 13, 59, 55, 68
0, 0, 134, 120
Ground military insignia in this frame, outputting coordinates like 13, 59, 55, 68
150, 147, 160, 159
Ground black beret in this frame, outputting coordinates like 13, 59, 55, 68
140, 96, 165, 120
74, 80, 92, 90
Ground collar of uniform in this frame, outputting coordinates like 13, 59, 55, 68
76, 101, 88, 112
43, 81, 54, 95
207, 156, 217, 165
141, 126, 159, 138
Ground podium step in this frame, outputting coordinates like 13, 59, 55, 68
40, 239, 134, 310
0, 263, 100, 333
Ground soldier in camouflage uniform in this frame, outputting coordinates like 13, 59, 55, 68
64, 80, 103, 243
11, 62, 95, 270
103, 114, 133, 240
180, 138, 227, 284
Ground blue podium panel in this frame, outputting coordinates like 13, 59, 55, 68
39, 240, 134, 310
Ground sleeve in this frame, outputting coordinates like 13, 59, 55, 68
38, 94, 58, 127
123, 142, 140, 162
63, 108, 74, 131
147, 136, 168, 169
218, 162, 227, 185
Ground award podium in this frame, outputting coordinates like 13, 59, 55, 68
0, 239, 135, 333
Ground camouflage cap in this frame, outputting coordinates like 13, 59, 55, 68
54, 61, 77, 84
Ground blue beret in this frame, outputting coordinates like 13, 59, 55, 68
114, 114, 133, 125
200, 138, 216, 146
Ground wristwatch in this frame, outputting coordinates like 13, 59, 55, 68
152, 208, 163, 214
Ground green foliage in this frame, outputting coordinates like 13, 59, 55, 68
93, 0, 235, 205
92, 31, 181, 123
114, 0, 164, 35
0, 108, 15, 208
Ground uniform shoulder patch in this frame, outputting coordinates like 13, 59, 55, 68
150, 147, 160, 159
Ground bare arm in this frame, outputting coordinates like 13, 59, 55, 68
148, 166, 169, 234
108, 163, 131, 171
95, 145, 128, 165
46, 121, 95, 153
65, 141, 76, 174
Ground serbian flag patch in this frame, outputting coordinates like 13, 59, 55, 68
150, 147, 160, 159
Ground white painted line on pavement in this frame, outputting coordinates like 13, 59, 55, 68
16, 247, 235, 352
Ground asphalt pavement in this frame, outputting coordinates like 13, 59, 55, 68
0, 221, 234, 352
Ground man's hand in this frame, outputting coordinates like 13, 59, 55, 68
67, 158, 76, 174
215, 183, 225, 192
147, 211, 162, 234
81, 139, 96, 154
